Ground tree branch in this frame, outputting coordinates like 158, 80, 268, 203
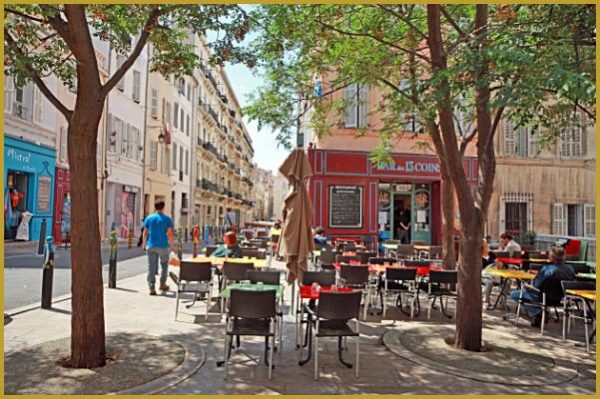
101, 6, 161, 97
5, 29, 73, 120
38, 4, 73, 48
440, 6, 466, 38
4, 7, 47, 24
459, 127, 477, 157
375, 4, 429, 41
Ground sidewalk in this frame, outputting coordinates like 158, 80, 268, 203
4, 258, 596, 395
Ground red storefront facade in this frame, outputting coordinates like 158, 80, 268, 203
308, 148, 478, 245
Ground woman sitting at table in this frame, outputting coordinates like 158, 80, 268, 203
482, 238, 505, 309
212, 227, 242, 258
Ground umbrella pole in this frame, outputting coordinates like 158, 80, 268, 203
290, 281, 296, 316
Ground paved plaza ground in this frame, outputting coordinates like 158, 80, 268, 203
4, 256, 596, 395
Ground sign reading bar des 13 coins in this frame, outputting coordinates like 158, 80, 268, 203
371, 155, 441, 179
329, 185, 363, 228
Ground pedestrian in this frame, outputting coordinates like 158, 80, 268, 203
142, 200, 175, 295
224, 207, 236, 229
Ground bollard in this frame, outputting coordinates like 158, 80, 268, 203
185, 227, 189, 243
177, 226, 183, 260
128, 223, 134, 249
108, 230, 118, 288
192, 226, 199, 258
41, 236, 55, 309
37, 218, 47, 255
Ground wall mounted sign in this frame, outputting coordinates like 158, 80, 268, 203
37, 175, 51, 213
329, 185, 363, 228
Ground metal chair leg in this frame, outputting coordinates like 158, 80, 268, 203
314, 335, 319, 380
223, 334, 230, 380
355, 323, 360, 378
175, 289, 180, 321
206, 289, 211, 320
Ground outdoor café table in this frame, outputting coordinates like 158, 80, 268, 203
565, 289, 596, 345
189, 255, 270, 269
485, 268, 535, 314
383, 243, 398, 257
496, 257, 525, 268
577, 273, 596, 280
297, 285, 354, 366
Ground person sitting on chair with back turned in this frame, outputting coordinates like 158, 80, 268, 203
509, 246, 575, 327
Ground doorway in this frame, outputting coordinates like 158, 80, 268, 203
393, 194, 411, 244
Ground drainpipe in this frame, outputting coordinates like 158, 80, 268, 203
141, 45, 150, 225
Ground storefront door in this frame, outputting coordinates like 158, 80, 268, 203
411, 183, 432, 244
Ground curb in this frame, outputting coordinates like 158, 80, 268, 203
382, 326, 579, 386
111, 333, 206, 395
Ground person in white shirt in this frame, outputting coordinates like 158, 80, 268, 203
499, 232, 522, 254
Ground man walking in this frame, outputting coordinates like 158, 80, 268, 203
142, 200, 175, 295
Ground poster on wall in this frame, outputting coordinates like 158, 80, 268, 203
329, 185, 362, 228
37, 175, 51, 213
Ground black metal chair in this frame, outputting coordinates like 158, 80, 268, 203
319, 249, 337, 271
340, 264, 371, 320
360, 235, 377, 251
342, 244, 357, 252
296, 270, 337, 348
369, 257, 398, 265
247, 270, 281, 285
426, 246, 443, 260
427, 270, 458, 320
306, 291, 362, 380
382, 267, 419, 318
561, 280, 595, 352
567, 263, 591, 275
397, 244, 415, 260
224, 289, 277, 379
175, 261, 214, 321
358, 251, 377, 264
515, 276, 568, 335
241, 248, 267, 260
336, 255, 361, 264
221, 261, 255, 313
205, 245, 219, 257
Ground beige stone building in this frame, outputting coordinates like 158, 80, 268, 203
191, 35, 255, 235
272, 172, 289, 222
488, 117, 596, 252
252, 168, 275, 222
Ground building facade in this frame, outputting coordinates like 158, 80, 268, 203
190, 34, 255, 236
253, 168, 275, 222
4, 75, 58, 242
272, 172, 289, 222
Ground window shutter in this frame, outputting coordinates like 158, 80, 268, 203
572, 123, 582, 157
343, 84, 357, 128
132, 71, 141, 102
173, 142, 177, 171
358, 85, 370, 128
560, 129, 571, 157
33, 86, 43, 123
527, 126, 538, 157
115, 118, 123, 155
180, 110, 185, 132
150, 141, 158, 171
185, 150, 189, 175
584, 204, 595, 237
518, 126, 527, 157
151, 89, 158, 118
4, 76, 14, 113
552, 203, 565, 235
504, 121, 516, 156
173, 103, 179, 128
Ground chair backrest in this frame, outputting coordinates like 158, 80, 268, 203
360, 235, 376, 244
342, 244, 357, 252
246, 270, 281, 285
404, 260, 431, 267
411, 240, 427, 246
205, 245, 219, 257
223, 261, 255, 281
495, 250, 522, 258
256, 230, 269, 238
566, 254, 580, 261
317, 291, 362, 320
358, 251, 377, 264
385, 240, 400, 245
369, 257, 397, 265
561, 280, 595, 293
229, 289, 276, 319
241, 248, 266, 259
340, 265, 369, 285
271, 234, 280, 243
429, 270, 458, 284
527, 250, 548, 259
427, 246, 443, 259
386, 267, 417, 282
302, 270, 336, 286
567, 263, 590, 274
397, 244, 415, 256
320, 249, 337, 265
336, 255, 361, 264
180, 261, 212, 282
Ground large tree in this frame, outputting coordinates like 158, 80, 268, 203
243, 4, 595, 351
4, 4, 250, 368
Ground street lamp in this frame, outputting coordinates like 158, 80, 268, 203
158, 131, 166, 144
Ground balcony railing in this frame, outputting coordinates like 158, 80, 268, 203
12, 102, 29, 120
207, 104, 219, 124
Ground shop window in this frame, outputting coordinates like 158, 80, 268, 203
343, 84, 369, 129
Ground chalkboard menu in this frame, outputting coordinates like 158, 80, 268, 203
329, 185, 363, 228
37, 175, 51, 213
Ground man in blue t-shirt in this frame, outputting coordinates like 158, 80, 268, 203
142, 200, 174, 295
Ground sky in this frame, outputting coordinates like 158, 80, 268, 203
224, 62, 290, 175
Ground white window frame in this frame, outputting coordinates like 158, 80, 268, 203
151, 89, 158, 118
132, 70, 141, 102
560, 115, 583, 158
343, 83, 369, 129
499, 193, 533, 234
116, 55, 126, 91
552, 203, 567, 236
584, 203, 595, 238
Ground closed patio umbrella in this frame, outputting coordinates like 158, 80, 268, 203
277, 148, 315, 284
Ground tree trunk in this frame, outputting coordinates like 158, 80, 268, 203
440, 164, 455, 269
454, 217, 483, 351
68, 100, 106, 368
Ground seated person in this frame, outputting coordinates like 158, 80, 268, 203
481, 238, 503, 308
212, 227, 242, 258
270, 220, 282, 238
313, 226, 329, 245
499, 232, 522, 254
509, 246, 575, 327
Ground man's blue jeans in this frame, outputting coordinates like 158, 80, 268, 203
147, 247, 169, 289
510, 289, 542, 319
